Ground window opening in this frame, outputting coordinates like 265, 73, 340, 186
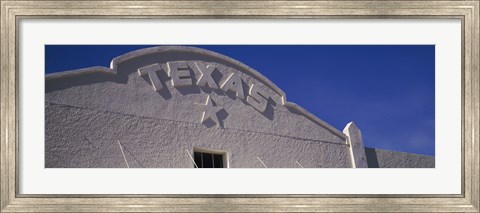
193, 151, 225, 168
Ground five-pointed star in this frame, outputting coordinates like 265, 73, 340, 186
196, 95, 224, 125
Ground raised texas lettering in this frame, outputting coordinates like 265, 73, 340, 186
192, 62, 218, 89
138, 61, 272, 115
219, 70, 245, 99
167, 61, 193, 87
246, 84, 268, 113
138, 63, 163, 91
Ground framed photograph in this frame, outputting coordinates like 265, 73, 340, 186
1, 0, 479, 212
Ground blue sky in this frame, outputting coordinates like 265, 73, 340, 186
45, 45, 435, 156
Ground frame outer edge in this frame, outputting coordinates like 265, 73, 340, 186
469, 0, 480, 211
1, 0, 479, 213
1, 1, 10, 212
8, 1, 17, 212
463, 1, 479, 212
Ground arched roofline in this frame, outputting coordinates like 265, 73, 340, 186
46, 46, 347, 140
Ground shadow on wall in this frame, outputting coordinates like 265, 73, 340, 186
364, 147, 380, 168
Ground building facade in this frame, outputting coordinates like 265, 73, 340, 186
45, 46, 434, 168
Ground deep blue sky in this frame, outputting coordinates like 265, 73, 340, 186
45, 45, 435, 156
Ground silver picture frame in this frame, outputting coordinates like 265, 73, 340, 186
1, 0, 479, 212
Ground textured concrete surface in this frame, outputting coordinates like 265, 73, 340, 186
364, 148, 435, 168
45, 102, 351, 168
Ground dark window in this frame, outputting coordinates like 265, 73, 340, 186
193, 151, 225, 168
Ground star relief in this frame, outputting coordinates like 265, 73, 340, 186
196, 95, 224, 126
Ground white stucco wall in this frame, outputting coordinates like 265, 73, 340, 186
45, 102, 352, 168
45, 46, 352, 168
364, 148, 435, 168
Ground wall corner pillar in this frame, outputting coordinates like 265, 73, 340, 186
343, 121, 368, 168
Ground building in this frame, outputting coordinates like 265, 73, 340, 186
45, 46, 434, 168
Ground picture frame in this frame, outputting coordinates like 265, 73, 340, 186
1, 0, 479, 212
